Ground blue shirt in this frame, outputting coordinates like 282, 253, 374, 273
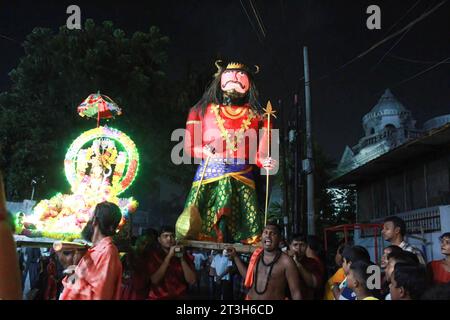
211, 254, 233, 281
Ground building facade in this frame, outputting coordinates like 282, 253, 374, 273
333, 89, 450, 262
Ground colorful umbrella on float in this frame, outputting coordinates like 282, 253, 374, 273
77, 92, 122, 127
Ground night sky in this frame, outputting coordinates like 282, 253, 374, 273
1, 0, 449, 161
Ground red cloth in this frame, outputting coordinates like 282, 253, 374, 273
427, 260, 450, 284
184, 104, 271, 167
119, 252, 149, 300
60, 237, 122, 300
120, 271, 149, 300
297, 256, 324, 300
44, 259, 57, 300
310, 256, 325, 285
147, 247, 195, 300
244, 247, 263, 289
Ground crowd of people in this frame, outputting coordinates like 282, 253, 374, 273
1, 168, 449, 301
7, 205, 450, 300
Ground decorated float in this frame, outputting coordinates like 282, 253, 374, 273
15, 93, 139, 241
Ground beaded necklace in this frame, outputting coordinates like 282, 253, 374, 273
253, 250, 282, 295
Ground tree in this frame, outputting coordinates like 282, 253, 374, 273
311, 142, 356, 236
0, 19, 174, 203
327, 187, 357, 224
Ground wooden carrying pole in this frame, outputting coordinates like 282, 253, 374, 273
179, 240, 259, 254
13, 236, 91, 251
53, 241, 90, 252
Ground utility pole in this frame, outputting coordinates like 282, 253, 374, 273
278, 98, 290, 238
303, 46, 315, 235
293, 94, 301, 234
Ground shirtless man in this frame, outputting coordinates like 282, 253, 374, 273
228, 222, 302, 300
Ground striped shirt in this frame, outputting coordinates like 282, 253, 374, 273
399, 241, 426, 265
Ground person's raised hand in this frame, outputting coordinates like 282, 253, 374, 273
203, 144, 216, 158
225, 246, 237, 260
262, 157, 277, 171
167, 245, 177, 259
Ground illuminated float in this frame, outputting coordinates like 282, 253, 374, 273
16, 93, 139, 241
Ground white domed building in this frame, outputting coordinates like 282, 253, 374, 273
338, 89, 423, 174
332, 89, 450, 264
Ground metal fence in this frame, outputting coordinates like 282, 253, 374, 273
370, 206, 441, 235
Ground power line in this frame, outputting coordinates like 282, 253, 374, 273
238, 0, 294, 102
388, 53, 450, 64
344, 0, 447, 70
371, 27, 413, 71
238, 1, 283, 71
0, 33, 21, 45
239, 0, 264, 44
300, 0, 448, 83
372, 0, 425, 71
383, 0, 422, 36
391, 55, 450, 88
249, 0, 266, 38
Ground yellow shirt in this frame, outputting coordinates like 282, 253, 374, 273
362, 296, 379, 300
323, 267, 346, 300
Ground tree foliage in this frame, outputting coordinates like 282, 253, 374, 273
313, 142, 356, 236
0, 20, 185, 204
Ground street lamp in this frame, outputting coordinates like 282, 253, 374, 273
30, 179, 37, 201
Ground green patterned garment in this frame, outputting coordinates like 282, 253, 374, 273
184, 170, 262, 244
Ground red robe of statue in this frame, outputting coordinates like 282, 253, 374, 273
181, 103, 272, 244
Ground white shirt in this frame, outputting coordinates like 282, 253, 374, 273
211, 254, 233, 281
192, 252, 207, 271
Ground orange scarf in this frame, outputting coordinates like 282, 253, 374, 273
244, 247, 263, 288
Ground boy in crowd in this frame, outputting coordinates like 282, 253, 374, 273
389, 262, 427, 300
347, 260, 379, 300
381, 245, 403, 270
380, 245, 403, 298
333, 245, 371, 300
323, 243, 346, 300
384, 250, 420, 300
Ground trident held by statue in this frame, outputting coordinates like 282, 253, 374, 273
263, 101, 276, 225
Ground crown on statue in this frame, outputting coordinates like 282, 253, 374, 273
215, 59, 260, 75
226, 62, 246, 70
